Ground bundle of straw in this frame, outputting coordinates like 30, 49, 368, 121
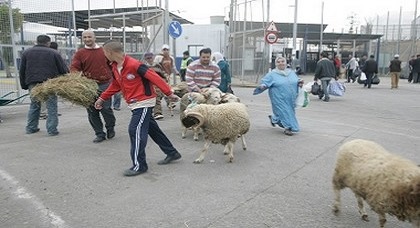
31, 72, 99, 107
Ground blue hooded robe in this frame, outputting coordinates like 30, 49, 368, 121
255, 68, 300, 132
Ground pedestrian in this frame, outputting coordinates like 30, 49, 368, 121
212, 52, 232, 93
39, 42, 64, 120
362, 54, 378, 88
314, 51, 337, 102
70, 30, 116, 143
408, 55, 415, 83
253, 56, 301, 136
333, 55, 342, 77
143, 52, 155, 66
19, 35, 69, 136
186, 48, 221, 92
345, 54, 358, 83
180, 50, 193, 81
152, 44, 178, 120
94, 40, 182, 176
411, 54, 420, 83
389, 54, 402, 89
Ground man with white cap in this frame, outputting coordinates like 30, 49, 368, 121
152, 44, 179, 120
389, 54, 402, 89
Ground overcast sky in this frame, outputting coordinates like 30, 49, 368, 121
13, 0, 417, 32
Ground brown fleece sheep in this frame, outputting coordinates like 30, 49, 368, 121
332, 139, 420, 228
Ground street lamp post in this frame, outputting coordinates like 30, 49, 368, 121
292, 0, 298, 56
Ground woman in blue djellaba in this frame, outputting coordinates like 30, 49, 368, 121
253, 56, 302, 136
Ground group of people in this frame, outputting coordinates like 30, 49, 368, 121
19, 31, 232, 177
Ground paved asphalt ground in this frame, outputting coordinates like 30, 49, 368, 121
0, 75, 419, 228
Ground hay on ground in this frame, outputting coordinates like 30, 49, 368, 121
31, 72, 99, 107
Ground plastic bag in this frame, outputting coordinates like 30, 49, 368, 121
360, 72, 367, 81
295, 87, 309, 108
328, 80, 346, 96
303, 81, 315, 93
311, 82, 321, 95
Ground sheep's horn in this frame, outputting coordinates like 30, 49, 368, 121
183, 112, 204, 128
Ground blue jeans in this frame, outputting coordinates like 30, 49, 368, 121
112, 92, 121, 109
26, 84, 58, 134
320, 78, 331, 100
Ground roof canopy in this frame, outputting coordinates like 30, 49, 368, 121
23, 7, 193, 30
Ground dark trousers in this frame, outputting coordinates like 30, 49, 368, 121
364, 72, 374, 88
128, 107, 178, 172
347, 69, 354, 82
180, 69, 186, 81
87, 82, 116, 138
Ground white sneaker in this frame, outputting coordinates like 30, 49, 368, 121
154, 114, 164, 120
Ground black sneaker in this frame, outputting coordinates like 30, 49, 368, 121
93, 136, 106, 143
157, 152, 182, 165
107, 129, 115, 139
123, 169, 147, 177
268, 115, 275, 127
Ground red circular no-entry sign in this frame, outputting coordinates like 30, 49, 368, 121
265, 32, 278, 44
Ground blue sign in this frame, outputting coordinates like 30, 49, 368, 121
168, 21, 182, 39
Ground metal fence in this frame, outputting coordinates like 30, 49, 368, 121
1, 0, 420, 103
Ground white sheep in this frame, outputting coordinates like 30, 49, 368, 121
332, 139, 420, 228
179, 92, 206, 140
182, 102, 250, 163
220, 92, 241, 103
179, 87, 223, 141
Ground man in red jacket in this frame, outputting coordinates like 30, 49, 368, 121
94, 40, 181, 177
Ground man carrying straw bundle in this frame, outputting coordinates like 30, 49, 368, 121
71, 30, 116, 143
19, 35, 69, 136
94, 40, 182, 177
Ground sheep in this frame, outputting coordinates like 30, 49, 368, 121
182, 102, 250, 163
332, 139, 420, 228
179, 92, 206, 140
179, 87, 223, 141
220, 92, 241, 103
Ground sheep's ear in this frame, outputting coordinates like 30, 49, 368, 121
184, 112, 204, 128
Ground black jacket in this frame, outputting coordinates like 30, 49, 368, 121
19, 45, 69, 89
314, 58, 336, 80
389, 59, 401, 72
362, 59, 378, 74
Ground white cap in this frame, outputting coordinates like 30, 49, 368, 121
162, 44, 170, 50
394, 54, 399, 58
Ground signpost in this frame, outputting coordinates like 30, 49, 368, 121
168, 21, 183, 39
265, 21, 279, 44
265, 21, 280, 70
168, 21, 183, 84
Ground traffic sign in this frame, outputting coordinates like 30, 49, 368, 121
266, 21, 278, 32
168, 21, 183, 39
265, 32, 278, 44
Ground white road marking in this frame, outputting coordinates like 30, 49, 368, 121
0, 168, 69, 228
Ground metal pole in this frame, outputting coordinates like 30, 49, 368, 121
320, 1, 324, 52
88, 0, 91, 28
8, 0, 19, 89
228, 0, 234, 61
241, 0, 247, 83
397, 6, 402, 55
292, 0, 298, 55
412, 0, 418, 56
164, 0, 170, 45
71, 0, 77, 48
